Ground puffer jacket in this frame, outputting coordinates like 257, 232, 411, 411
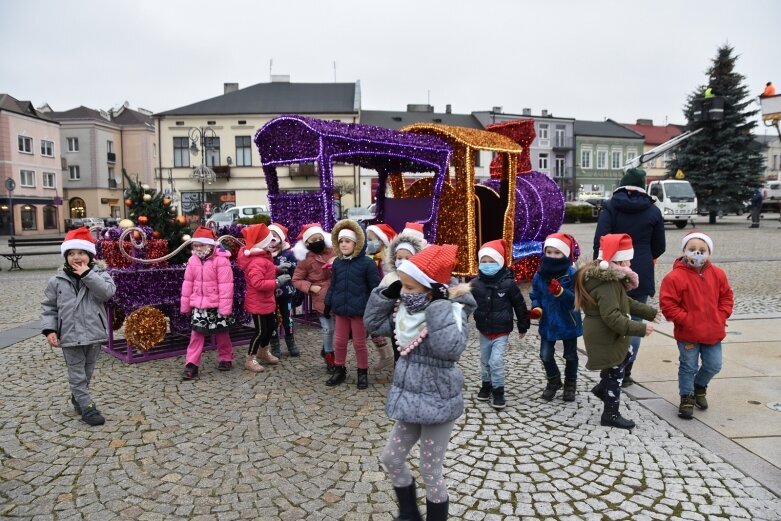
237, 247, 277, 314
41, 264, 116, 348
180, 248, 234, 316
579, 263, 658, 370
379, 232, 426, 288
364, 284, 477, 425
272, 247, 298, 300
470, 266, 530, 335
292, 242, 335, 314
529, 265, 583, 341
324, 219, 380, 316
660, 258, 734, 345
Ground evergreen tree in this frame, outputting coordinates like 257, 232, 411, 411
668, 45, 765, 224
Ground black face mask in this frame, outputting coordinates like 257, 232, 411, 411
306, 240, 326, 254
539, 255, 570, 278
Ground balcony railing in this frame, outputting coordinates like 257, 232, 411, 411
212, 165, 231, 179
108, 178, 118, 188
552, 137, 574, 150
553, 166, 574, 178
107, 152, 116, 163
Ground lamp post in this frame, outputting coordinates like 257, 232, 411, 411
189, 127, 217, 224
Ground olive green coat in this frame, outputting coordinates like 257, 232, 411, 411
580, 264, 658, 370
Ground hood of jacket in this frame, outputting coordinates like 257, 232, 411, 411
382, 232, 426, 274
331, 219, 366, 259
609, 188, 655, 214
583, 262, 636, 291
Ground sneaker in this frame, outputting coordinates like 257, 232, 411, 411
245, 355, 265, 373
81, 404, 105, 426
476, 382, 492, 401
183, 363, 199, 380
217, 360, 232, 371
491, 387, 506, 409
70, 394, 82, 415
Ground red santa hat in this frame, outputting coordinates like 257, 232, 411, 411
191, 226, 217, 246
543, 233, 578, 262
402, 222, 426, 244
268, 223, 289, 243
297, 223, 326, 243
477, 239, 507, 266
397, 244, 458, 288
681, 231, 714, 254
241, 223, 273, 254
366, 223, 397, 247
61, 227, 96, 256
597, 233, 634, 269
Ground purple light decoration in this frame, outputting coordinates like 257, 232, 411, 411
254, 115, 451, 243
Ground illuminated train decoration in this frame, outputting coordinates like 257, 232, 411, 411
254, 115, 565, 281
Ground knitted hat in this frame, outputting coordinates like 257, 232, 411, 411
402, 222, 426, 243
397, 244, 458, 287
544, 233, 578, 262
297, 223, 325, 243
619, 168, 647, 189
682, 231, 714, 254
337, 228, 357, 242
268, 223, 289, 243
366, 223, 396, 247
241, 223, 273, 253
61, 227, 96, 256
597, 233, 634, 269
191, 226, 217, 246
477, 239, 507, 266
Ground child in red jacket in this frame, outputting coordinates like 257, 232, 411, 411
660, 231, 734, 420
237, 224, 283, 373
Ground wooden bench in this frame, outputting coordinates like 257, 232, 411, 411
2, 236, 64, 271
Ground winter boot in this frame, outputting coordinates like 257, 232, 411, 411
694, 385, 709, 410
476, 381, 492, 401
678, 394, 695, 419
374, 343, 395, 371
563, 379, 577, 402
326, 365, 347, 386
245, 355, 265, 373
257, 346, 280, 365
622, 362, 635, 388
392, 482, 423, 521
541, 376, 563, 401
590, 379, 607, 402
324, 352, 336, 373
600, 401, 635, 430
357, 368, 369, 390
491, 386, 506, 409
269, 336, 282, 358
70, 394, 82, 415
218, 360, 232, 371
81, 403, 105, 426
285, 335, 300, 357
182, 363, 199, 380
426, 498, 448, 521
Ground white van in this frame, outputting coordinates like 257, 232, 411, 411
205, 205, 268, 228
647, 180, 697, 229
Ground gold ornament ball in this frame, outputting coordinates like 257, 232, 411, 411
175, 215, 186, 225
118, 219, 134, 229
143, 194, 152, 202
182, 234, 191, 241
138, 215, 149, 225
124, 198, 133, 207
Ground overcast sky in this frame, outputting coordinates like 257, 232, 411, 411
2, 0, 778, 132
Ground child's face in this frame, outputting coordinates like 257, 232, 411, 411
270, 231, 284, 251
305, 233, 324, 247
395, 249, 412, 262
479, 255, 498, 265
398, 271, 429, 295
544, 246, 565, 258
339, 237, 355, 256
66, 250, 90, 270
684, 238, 710, 255
192, 243, 211, 253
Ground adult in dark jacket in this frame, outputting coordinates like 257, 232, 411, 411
749, 188, 764, 228
593, 168, 665, 386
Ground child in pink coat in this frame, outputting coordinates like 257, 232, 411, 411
237, 223, 282, 373
181, 226, 235, 380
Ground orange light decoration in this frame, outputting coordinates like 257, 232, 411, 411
138, 215, 148, 226
125, 198, 133, 207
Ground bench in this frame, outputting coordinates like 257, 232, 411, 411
2, 236, 64, 271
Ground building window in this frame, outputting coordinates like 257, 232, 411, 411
108, 167, 116, 188
626, 148, 638, 163
69, 198, 86, 218
43, 172, 55, 188
205, 137, 220, 167
153, 143, 157, 158
580, 148, 592, 169
67, 137, 79, 152
611, 150, 622, 170
538, 153, 549, 171
555, 125, 566, 146
41, 139, 54, 157
596, 149, 608, 170
173, 137, 190, 167
43, 205, 57, 229
20, 170, 35, 187
18, 136, 33, 154
538, 123, 549, 140
235, 136, 252, 166
107, 140, 114, 153
68, 165, 81, 180
555, 155, 566, 177
21, 205, 37, 230
773, 154, 781, 170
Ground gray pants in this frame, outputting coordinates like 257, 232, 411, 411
61, 344, 101, 409
750, 206, 761, 226
380, 420, 454, 503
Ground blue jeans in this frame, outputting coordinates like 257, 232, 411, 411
678, 341, 723, 396
319, 314, 334, 353
628, 294, 649, 362
539, 338, 579, 380
479, 334, 508, 388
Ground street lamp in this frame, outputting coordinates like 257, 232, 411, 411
189, 127, 217, 224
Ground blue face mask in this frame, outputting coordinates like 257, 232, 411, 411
478, 262, 501, 276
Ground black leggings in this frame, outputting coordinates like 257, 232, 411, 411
249, 313, 275, 355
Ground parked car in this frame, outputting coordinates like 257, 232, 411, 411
206, 205, 268, 228
64, 218, 85, 231
205, 212, 235, 230
344, 206, 375, 221
80, 217, 105, 228
102, 216, 119, 227
584, 197, 609, 213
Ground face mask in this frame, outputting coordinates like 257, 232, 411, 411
400, 291, 430, 313
684, 250, 709, 267
366, 240, 381, 255
478, 262, 501, 276
306, 240, 325, 254
395, 259, 405, 269
194, 247, 212, 260
539, 255, 570, 276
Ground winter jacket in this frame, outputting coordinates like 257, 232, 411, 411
660, 258, 734, 345
364, 284, 477, 425
292, 243, 334, 314
379, 233, 426, 288
593, 188, 666, 298
237, 247, 277, 315
470, 266, 530, 335
579, 264, 658, 370
529, 265, 583, 341
41, 265, 116, 348
272, 247, 298, 301
180, 248, 234, 316
324, 220, 380, 316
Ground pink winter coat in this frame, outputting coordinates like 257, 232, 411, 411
180, 248, 234, 316
237, 247, 277, 314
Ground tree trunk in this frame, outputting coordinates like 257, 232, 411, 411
709, 210, 718, 224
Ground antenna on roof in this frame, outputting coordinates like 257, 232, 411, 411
427, 90, 431, 105
333, 61, 337, 82
269, 59, 273, 81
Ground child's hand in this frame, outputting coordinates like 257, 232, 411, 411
653, 311, 662, 323
46, 332, 59, 347
381, 280, 402, 299
528, 307, 543, 320
547, 279, 563, 296
644, 323, 654, 336
277, 261, 292, 274
72, 262, 91, 276
276, 274, 291, 287
310, 285, 322, 294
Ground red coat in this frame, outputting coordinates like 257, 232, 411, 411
237, 247, 277, 314
659, 258, 734, 345
180, 248, 234, 316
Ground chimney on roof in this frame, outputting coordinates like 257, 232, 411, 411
541, 109, 549, 117
636, 118, 653, 126
492, 106, 503, 114
407, 104, 434, 113
522, 108, 531, 116
445, 104, 452, 114
224, 83, 239, 94
270, 75, 290, 83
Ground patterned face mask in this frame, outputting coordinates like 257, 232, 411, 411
193, 247, 212, 259
684, 250, 709, 267
400, 291, 430, 313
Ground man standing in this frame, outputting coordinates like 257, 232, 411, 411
749, 187, 764, 228
593, 168, 666, 387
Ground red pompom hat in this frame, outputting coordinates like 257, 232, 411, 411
191, 226, 217, 245
297, 223, 326, 242
268, 223, 289, 244
478, 239, 507, 266
397, 244, 458, 287
366, 223, 397, 247
61, 227, 96, 256
597, 233, 634, 269
241, 224, 273, 253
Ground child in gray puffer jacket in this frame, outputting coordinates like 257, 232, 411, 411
364, 244, 475, 521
